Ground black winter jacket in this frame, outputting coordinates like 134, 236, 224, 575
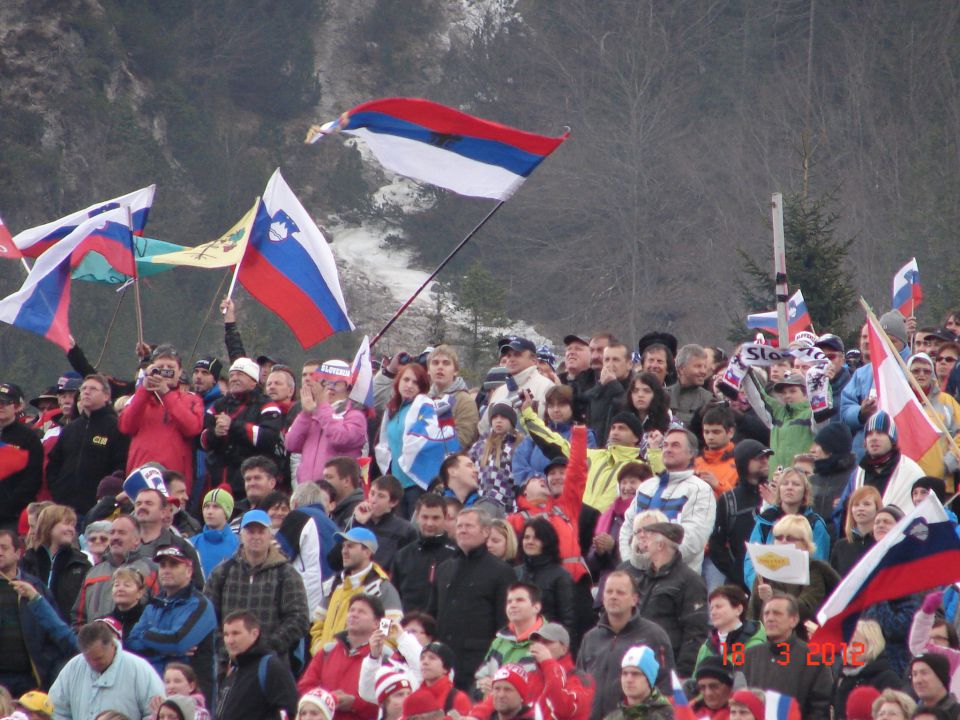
632, 552, 708, 676
348, 511, 417, 572
428, 545, 516, 690
832, 656, 906, 720
21, 545, 91, 622
215, 640, 299, 720
515, 555, 577, 632
200, 388, 283, 498
743, 635, 833, 720
46, 405, 128, 514
391, 532, 458, 612
0, 419, 44, 528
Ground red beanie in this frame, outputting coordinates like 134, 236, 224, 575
730, 690, 765, 720
846, 686, 881, 720
402, 689, 442, 719
492, 664, 529, 697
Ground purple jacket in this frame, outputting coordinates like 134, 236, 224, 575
285, 400, 367, 484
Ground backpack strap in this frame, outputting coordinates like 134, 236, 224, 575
444, 688, 457, 713
258, 654, 271, 694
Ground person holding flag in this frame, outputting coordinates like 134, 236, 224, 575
906, 353, 960, 485
284, 358, 367, 486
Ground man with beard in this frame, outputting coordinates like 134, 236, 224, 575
808, 423, 857, 534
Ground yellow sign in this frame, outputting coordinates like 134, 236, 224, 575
757, 551, 790, 572
149, 199, 259, 268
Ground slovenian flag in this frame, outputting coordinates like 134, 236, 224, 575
669, 671, 696, 720
0, 208, 134, 350
866, 308, 941, 465
0, 215, 20, 260
13, 185, 155, 258
349, 335, 375, 409
746, 289, 813, 340
238, 170, 353, 348
815, 494, 960, 645
375, 394, 459, 491
892, 258, 922, 317
308, 97, 568, 200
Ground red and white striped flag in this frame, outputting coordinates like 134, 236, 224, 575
866, 310, 941, 462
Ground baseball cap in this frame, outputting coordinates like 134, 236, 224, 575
773, 372, 805, 390
499, 336, 537, 355
18, 691, 53, 715
335, 527, 379, 553
814, 333, 844, 353
530, 622, 570, 646
153, 545, 192, 564
0, 383, 24, 404
240, 509, 271, 529
563, 333, 590, 347
57, 372, 83, 392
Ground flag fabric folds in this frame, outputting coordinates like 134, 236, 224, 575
349, 335, 374, 408
0, 209, 133, 350
309, 97, 569, 200
0, 215, 20, 260
669, 671, 696, 720
815, 494, 960, 645
238, 169, 354, 348
892, 258, 922, 317
746, 289, 813, 340
764, 690, 802, 720
71, 236, 186, 284
375, 394, 459, 491
866, 308, 941, 463
13, 185, 154, 258
148, 199, 257, 269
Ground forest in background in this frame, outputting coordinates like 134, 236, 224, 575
1, 0, 958, 388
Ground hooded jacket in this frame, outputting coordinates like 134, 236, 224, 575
45, 404, 128, 515
809, 451, 857, 536
119, 385, 204, 489
284, 399, 367, 485
694, 441, 738, 497
619, 470, 716, 573
190, 525, 240, 580
203, 543, 310, 658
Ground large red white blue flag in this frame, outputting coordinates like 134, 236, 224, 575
349, 335, 374, 409
238, 169, 353, 348
13, 185, 154, 258
308, 97, 568, 200
892, 258, 922, 317
0, 209, 134, 350
814, 494, 960, 645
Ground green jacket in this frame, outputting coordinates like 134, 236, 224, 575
478, 619, 543, 680
602, 690, 674, 720
694, 618, 767, 671
746, 371, 819, 477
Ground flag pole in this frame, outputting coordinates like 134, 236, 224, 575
95, 288, 128, 368
19, 257, 31, 276
860, 298, 960, 459
370, 200, 506, 348
771, 193, 789, 348
188, 267, 231, 367
126, 207, 144, 346
909, 282, 916, 354
222, 260, 242, 311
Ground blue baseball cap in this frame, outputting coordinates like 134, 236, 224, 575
335, 527, 378, 552
240, 509, 271, 529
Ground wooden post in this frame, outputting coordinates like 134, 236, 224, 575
771, 193, 789, 347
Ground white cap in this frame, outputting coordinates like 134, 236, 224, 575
229, 357, 260, 382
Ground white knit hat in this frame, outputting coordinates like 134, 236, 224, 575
298, 688, 336, 720
229, 357, 260, 382
375, 665, 415, 704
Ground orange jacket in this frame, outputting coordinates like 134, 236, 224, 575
694, 442, 738, 497
508, 425, 590, 583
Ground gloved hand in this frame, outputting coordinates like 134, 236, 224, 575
922, 590, 945, 614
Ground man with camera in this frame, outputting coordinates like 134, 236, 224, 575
119, 344, 205, 494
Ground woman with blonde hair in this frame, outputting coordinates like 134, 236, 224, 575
870, 688, 916, 719
747, 514, 839, 630
20, 504, 90, 620
832, 486, 882, 576
743, 466, 831, 590
486, 518, 518, 563
832, 619, 906, 719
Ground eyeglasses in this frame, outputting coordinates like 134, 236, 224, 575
774, 534, 803, 543
935, 355, 958, 364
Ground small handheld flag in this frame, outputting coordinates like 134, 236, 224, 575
308, 97, 568, 200
747, 289, 813, 340
669, 671, 696, 720
349, 336, 374, 408
892, 258, 922, 317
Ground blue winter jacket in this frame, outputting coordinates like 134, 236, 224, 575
512, 421, 597, 486
297, 503, 339, 577
743, 506, 831, 591
190, 525, 240, 579
840, 347, 911, 458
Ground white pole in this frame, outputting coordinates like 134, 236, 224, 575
771, 192, 789, 347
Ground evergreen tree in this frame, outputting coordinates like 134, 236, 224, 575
452, 262, 508, 379
733, 190, 857, 341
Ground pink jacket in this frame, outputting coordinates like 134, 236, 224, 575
909, 607, 960, 697
285, 401, 367, 484
118, 386, 204, 489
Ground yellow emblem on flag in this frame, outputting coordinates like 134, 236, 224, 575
757, 551, 790, 572
149, 198, 259, 268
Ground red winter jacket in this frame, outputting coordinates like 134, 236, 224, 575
297, 632, 377, 720
537, 654, 594, 720
118, 386, 204, 489
508, 425, 590, 583
412, 675, 473, 716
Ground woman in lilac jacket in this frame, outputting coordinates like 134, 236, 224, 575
285, 360, 367, 485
